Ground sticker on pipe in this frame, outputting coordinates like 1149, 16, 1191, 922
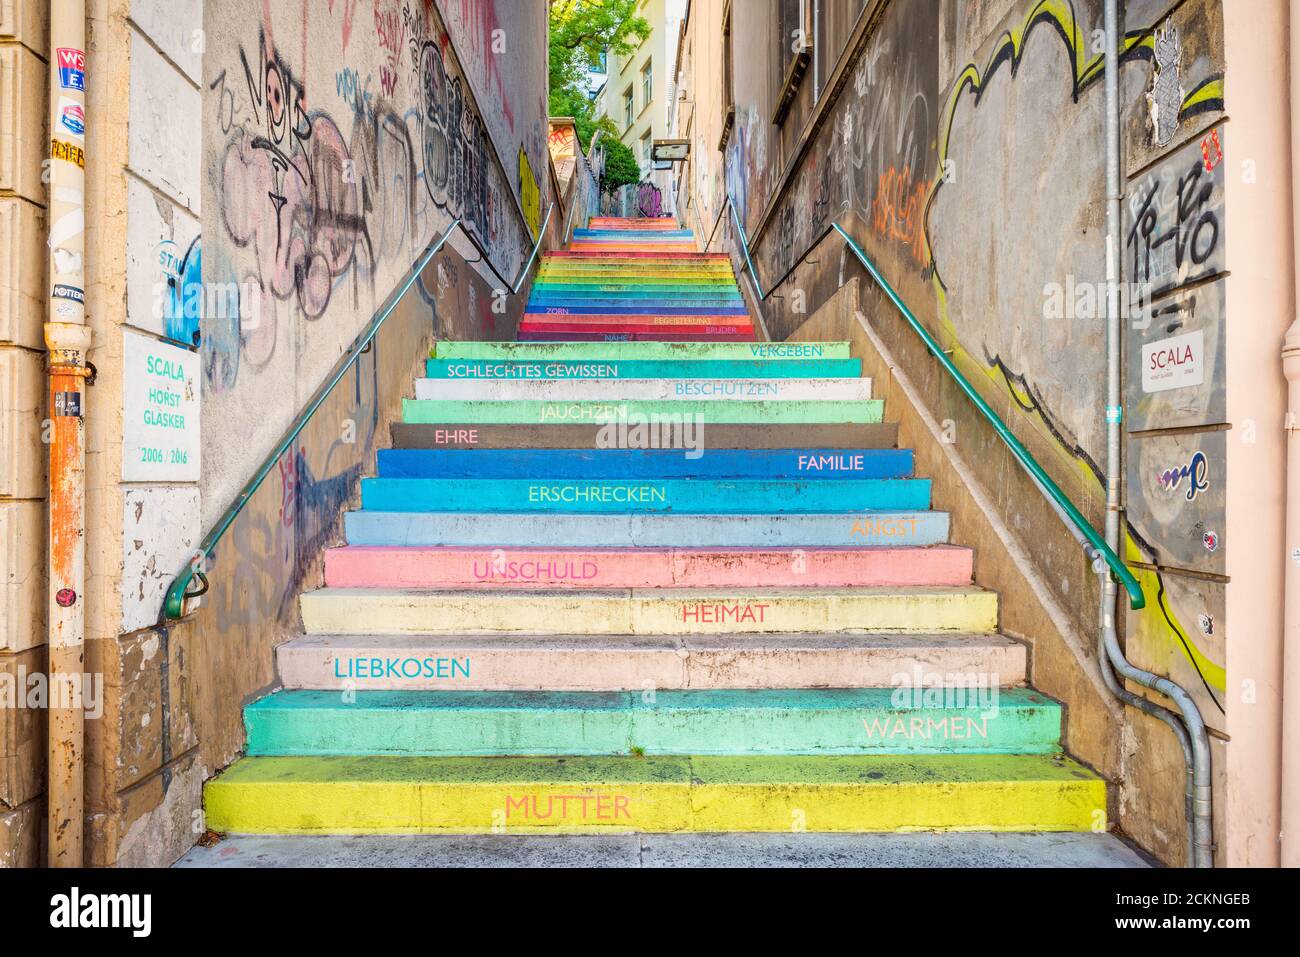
56, 48, 85, 91
1142, 329, 1204, 394
58, 98, 85, 139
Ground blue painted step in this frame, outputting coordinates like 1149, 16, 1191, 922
344, 511, 950, 547
424, 359, 864, 379
360, 478, 931, 514
376, 449, 914, 480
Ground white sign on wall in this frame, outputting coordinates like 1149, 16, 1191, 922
122, 330, 200, 481
1142, 330, 1205, 394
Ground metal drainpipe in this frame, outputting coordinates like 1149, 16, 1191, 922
1279, 0, 1300, 871
45, 0, 89, 867
1101, 0, 1213, 868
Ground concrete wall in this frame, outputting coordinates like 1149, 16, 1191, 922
200, 0, 546, 530
676, 0, 1278, 866
2, 0, 550, 867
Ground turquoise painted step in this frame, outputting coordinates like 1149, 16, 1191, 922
360, 478, 930, 513
431, 342, 853, 361
244, 689, 1063, 757
574, 229, 695, 239
343, 511, 950, 547
424, 359, 863, 379
402, 399, 883, 424
375, 449, 914, 480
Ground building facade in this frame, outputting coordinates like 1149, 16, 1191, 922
597, 0, 688, 213
673, 0, 1295, 868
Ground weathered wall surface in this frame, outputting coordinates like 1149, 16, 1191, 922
694, 0, 1240, 865
0, 0, 49, 868
200, 0, 545, 529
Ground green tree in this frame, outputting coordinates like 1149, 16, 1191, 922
549, 0, 650, 94
548, 0, 649, 194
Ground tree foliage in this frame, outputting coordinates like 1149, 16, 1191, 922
549, 0, 651, 93
548, 0, 650, 194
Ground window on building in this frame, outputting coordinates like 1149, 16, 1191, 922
814, 0, 869, 99
718, 0, 735, 151
641, 130, 653, 168
623, 85, 635, 129
641, 59, 653, 112
773, 0, 813, 125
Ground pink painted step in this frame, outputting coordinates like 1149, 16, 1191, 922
324, 546, 974, 590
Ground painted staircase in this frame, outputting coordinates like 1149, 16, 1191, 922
203, 219, 1106, 839
519, 216, 754, 342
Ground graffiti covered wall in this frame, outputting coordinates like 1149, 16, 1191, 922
200, 0, 546, 528
713, 0, 1228, 865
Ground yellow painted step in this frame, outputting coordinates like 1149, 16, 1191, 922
298, 587, 1000, 636
203, 754, 1105, 834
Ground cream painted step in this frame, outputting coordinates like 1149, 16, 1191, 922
276, 632, 1029, 691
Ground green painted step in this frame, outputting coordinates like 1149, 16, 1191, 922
402, 399, 883, 424
245, 689, 1064, 757
431, 342, 853, 361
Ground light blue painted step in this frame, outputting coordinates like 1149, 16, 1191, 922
376, 449, 914, 480
244, 689, 1063, 757
413, 378, 871, 401
359, 478, 931, 513
423, 359, 864, 379
343, 511, 951, 548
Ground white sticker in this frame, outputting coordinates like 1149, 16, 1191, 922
1142, 329, 1205, 393
122, 331, 200, 482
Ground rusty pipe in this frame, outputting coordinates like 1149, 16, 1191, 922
45, 0, 89, 868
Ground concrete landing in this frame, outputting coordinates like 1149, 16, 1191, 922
175, 832, 1150, 868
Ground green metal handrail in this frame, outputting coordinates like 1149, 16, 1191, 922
719, 191, 1143, 609
161, 206, 553, 620
830, 222, 1144, 609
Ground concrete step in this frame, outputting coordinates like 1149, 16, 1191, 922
343, 510, 945, 547
423, 358, 864, 379
276, 633, 1028, 691
359, 477, 930, 513
389, 421, 898, 449
174, 831, 1152, 869
531, 284, 742, 295
322, 545, 972, 589
414, 378, 872, 401
526, 300, 747, 312
574, 229, 696, 239
297, 587, 999, 636
400, 398, 884, 424
523, 304, 750, 316
374, 448, 910, 479
242, 688, 1061, 757
202, 753, 1103, 834
517, 326, 757, 342
431, 341, 851, 361
568, 243, 701, 252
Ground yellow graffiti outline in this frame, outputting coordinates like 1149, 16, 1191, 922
918, 0, 1225, 693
